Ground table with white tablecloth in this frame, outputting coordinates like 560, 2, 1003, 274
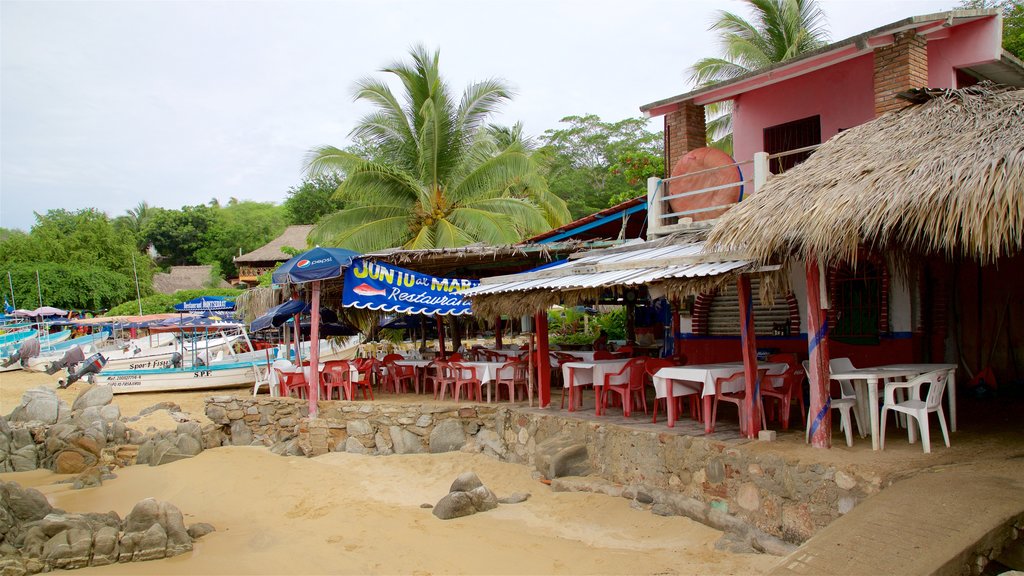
393, 359, 510, 401
560, 359, 631, 413
652, 362, 788, 430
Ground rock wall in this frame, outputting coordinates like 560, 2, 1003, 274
208, 398, 884, 544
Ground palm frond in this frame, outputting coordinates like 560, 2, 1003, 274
458, 197, 549, 235
459, 80, 513, 134
310, 206, 412, 251
340, 162, 426, 207
303, 146, 367, 179
447, 207, 521, 244
447, 150, 533, 204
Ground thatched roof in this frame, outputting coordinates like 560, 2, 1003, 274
152, 266, 231, 294
360, 240, 603, 277
708, 85, 1024, 267
234, 225, 313, 264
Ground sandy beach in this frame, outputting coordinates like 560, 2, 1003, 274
0, 370, 775, 575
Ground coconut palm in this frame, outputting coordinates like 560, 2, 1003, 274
689, 0, 830, 153
305, 46, 570, 252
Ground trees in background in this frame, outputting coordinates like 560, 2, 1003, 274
688, 0, 830, 153
305, 46, 569, 251
958, 0, 1023, 57
283, 174, 345, 225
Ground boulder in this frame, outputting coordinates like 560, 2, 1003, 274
497, 492, 531, 504
175, 434, 203, 456
92, 525, 120, 566
11, 388, 60, 424
432, 492, 476, 520
54, 451, 89, 474
429, 419, 466, 453
389, 426, 424, 454
344, 437, 368, 455
534, 436, 591, 479
187, 522, 215, 540
2, 482, 53, 522
229, 420, 253, 446
449, 471, 484, 493
71, 385, 113, 412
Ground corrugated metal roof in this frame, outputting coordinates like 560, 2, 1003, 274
460, 242, 751, 297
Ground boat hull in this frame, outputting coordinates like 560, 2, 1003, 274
94, 362, 264, 394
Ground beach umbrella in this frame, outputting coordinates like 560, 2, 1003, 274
250, 299, 311, 332
271, 246, 360, 415
31, 306, 68, 317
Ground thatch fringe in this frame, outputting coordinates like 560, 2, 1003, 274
235, 286, 280, 326
708, 84, 1024, 267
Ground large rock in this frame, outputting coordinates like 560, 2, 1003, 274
432, 492, 476, 520
229, 420, 253, 446
54, 451, 90, 474
449, 471, 483, 493
429, 420, 466, 453
2, 481, 53, 522
72, 385, 113, 412
175, 434, 203, 456
389, 426, 424, 454
535, 436, 591, 479
432, 473, 498, 520
10, 388, 60, 424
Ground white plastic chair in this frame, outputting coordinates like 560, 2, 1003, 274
804, 360, 857, 447
880, 369, 950, 453
828, 357, 866, 435
254, 358, 293, 397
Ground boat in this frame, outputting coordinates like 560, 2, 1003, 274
0, 329, 74, 372
90, 360, 269, 394
22, 330, 113, 373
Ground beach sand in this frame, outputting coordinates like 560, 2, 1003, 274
0, 370, 775, 575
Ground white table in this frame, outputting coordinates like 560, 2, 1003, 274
652, 362, 789, 430
830, 363, 957, 451
560, 359, 630, 413
393, 360, 509, 402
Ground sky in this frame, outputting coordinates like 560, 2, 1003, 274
1, 0, 957, 231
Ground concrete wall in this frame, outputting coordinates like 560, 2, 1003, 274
206, 397, 887, 544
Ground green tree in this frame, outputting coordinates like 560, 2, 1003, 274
539, 114, 662, 218
305, 46, 569, 251
689, 0, 830, 153
141, 205, 218, 266
283, 174, 346, 225
196, 201, 287, 278
4, 262, 136, 312
957, 0, 1024, 57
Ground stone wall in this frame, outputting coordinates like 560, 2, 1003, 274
208, 398, 884, 544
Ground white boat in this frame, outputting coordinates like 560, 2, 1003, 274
92, 360, 268, 394
22, 331, 112, 372
98, 332, 242, 371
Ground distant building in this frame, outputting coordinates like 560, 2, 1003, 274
152, 265, 231, 295
233, 225, 313, 284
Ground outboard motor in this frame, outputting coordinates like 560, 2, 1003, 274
46, 345, 86, 375
58, 353, 107, 388
2, 338, 41, 368
169, 352, 183, 368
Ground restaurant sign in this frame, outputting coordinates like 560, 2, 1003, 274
342, 259, 479, 316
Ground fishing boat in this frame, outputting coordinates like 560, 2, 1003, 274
0, 329, 74, 372
22, 330, 113, 372
91, 360, 269, 394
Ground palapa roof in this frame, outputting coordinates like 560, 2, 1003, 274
707, 84, 1024, 267
152, 266, 231, 294
234, 225, 313, 264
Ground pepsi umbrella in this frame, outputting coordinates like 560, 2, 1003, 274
272, 247, 360, 284
174, 296, 236, 312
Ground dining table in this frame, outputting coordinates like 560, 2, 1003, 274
393, 359, 509, 402
829, 363, 957, 451
560, 358, 631, 414
651, 362, 789, 431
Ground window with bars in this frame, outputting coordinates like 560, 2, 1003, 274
763, 115, 821, 174
831, 262, 882, 341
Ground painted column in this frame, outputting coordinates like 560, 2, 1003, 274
307, 280, 321, 417
291, 314, 302, 366
737, 275, 761, 438
535, 310, 551, 408
671, 299, 682, 360
494, 315, 503, 349
806, 258, 832, 448
436, 315, 446, 359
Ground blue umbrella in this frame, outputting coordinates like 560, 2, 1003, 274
272, 247, 360, 284
250, 299, 311, 332
173, 296, 236, 312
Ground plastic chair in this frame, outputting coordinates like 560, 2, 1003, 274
761, 355, 806, 431
495, 360, 530, 405
710, 368, 768, 434
803, 360, 857, 447
552, 352, 584, 409
880, 369, 951, 453
449, 362, 483, 402
828, 357, 866, 435
254, 355, 286, 397
647, 358, 701, 424
384, 358, 417, 394
425, 360, 456, 399
274, 367, 308, 399
601, 357, 648, 417
321, 360, 354, 400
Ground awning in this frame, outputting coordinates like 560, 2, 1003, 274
342, 258, 478, 316
460, 243, 754, 297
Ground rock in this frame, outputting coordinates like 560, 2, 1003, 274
159, 501, 192, 556
346, 420, 373, 436
92, 525, 120, 566
415, 414, 432, 428
497, 492, 531, 504
344, 437, 368, 455
474, 429, 506, 457
736, 482, 760, 511
389, 426, 424, 454
11, 388, 60, 424
229, 420, 253, 446
751, 533, 798, 557
2, 482, 53, 522
535, 436, 590, 479
0, 557, 27, 576
420, 503, 433, 509
706, 458, 726, 484
10, 445, 38, 472
140, 402, 181, 417
125, 498, 160, 533
71, 467, 103, 489
429, 420, 466, 453
204, 404, 227, 425
432, 492, 476, 520
133, 522, 168, 561
834, 470, 857, 491
55, 451, 89, 474
466, 486, 498, 512
187, 522, 215, 540
73, 406, 105, 429
71, 385, 113, 412
99, 405, 121, 423
449, 471, 483, 493
175, 434, 203, 456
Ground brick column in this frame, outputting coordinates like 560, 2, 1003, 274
873, 31, 928, 116
664, 101, 707, 174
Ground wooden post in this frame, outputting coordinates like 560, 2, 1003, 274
671, 298, 682, 360
494, 315, 503, 349
625, 300, 636, 343
436, 315, 446, 359
535, 310, 551, 408
737, 275, 760, 438
307, 280, 321, 417
292, 314, 302, 365
806, 258, 832, 448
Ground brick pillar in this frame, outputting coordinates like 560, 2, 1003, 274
873, 31, 928, 116
664, 101, 707, 174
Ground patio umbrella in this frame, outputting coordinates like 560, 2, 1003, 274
250, 299, 311, 332
272, 246, 360, 415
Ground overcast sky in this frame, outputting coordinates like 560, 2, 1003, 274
1, 0, 956, 231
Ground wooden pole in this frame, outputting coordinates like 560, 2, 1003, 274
671, 298, 682, 360
534, 310, 551, 408
494, 315, 503, 349
737, 275, 761, 438
307, 280, 321, 417
292, 313, 302, 366
436, 315, 446, 359
806, 257, 832, 448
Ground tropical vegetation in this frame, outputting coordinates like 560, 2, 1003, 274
304, 46, 571, 251
688, 0, 830, 153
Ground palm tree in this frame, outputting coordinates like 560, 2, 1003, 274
305, 46, 570, 252
689, 0, 830, 153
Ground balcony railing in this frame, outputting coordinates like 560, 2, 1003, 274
647, 145, 820, 239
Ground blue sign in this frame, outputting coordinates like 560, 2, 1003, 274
342, 259, 478, 316
173, 296, 235, 312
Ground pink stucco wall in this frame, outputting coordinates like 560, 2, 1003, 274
927, 16, 1003, 88
731, 54, 875, 165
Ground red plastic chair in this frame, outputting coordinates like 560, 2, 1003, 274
601, 357, 648, 417
383, 358, 417, 394
321, 360, 354, 400
495, 360, 530, 404
449, 362, 483, 402
424, 360, 455, 399
275, 368, 308, 399
553, 352, 584, 409
711, 368, 769, 434
763, 353, 806, 430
